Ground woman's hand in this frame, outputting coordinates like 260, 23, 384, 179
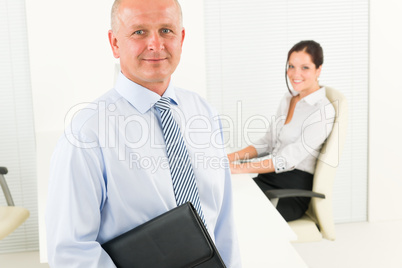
227, 146, 276, 174
228, 158, 275, 175
229, 162, 241, 174
227, 146, 258, 163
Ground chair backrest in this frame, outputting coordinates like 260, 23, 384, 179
305, 86, 348, 240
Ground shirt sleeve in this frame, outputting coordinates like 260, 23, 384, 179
272, 104, 335, 173
46, 133, 116, 268
212, 117, 242, 268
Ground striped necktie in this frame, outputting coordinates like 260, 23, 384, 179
155, 97, 206, 225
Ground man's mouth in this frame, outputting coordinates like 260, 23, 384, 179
143, 58, 167, 62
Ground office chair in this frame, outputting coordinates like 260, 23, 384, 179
265, 87, 348, 242
0, 166, 30, 240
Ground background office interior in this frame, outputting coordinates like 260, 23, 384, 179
1, 0, 401, 266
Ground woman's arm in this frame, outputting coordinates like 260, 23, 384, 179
230, 158, 275, 174
227, 145, 275, 174
227, 145, 258, 163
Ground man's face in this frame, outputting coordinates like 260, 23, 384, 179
109, 0, 185, 92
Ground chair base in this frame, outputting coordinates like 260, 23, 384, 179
288, 215, 323, 243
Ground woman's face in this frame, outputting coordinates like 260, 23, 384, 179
287, 50, 322, 96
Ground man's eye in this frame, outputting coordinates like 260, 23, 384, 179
134, 30, 144, 35
162, 29, 171, 34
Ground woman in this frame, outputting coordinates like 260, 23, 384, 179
228, 40, 335, 222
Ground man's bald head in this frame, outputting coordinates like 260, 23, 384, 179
110, 0, 183, 33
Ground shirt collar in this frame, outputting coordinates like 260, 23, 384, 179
293, 86, 326, 106
114, 72, 178, 114
303, 87, 326, 105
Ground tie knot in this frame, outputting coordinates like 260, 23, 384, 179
155, 97, 171, 111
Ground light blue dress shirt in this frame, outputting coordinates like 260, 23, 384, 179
46, 73, 241, 267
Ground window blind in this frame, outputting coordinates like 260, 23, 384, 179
204, 0, 368, 223
0, 0, 38, 252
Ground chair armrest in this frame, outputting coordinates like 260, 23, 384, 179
0, 167, 15, 206
265, 189, 325, 200
0, 167, 8, 175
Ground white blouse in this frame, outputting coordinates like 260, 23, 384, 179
254, 87, 335, 174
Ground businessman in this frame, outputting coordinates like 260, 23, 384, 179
46, 0, 241, 267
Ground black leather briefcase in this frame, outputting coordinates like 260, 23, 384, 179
102, 202, 226, 268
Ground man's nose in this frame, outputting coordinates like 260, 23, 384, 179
148, 32, 164, 51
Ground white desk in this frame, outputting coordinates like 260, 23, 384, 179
231, 174, 307, 268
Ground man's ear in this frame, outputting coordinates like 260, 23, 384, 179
108, 30, 120, 58
180, 27, 185, 47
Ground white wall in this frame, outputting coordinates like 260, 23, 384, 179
173, 1, 207, 97
368, 0, 402, 222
